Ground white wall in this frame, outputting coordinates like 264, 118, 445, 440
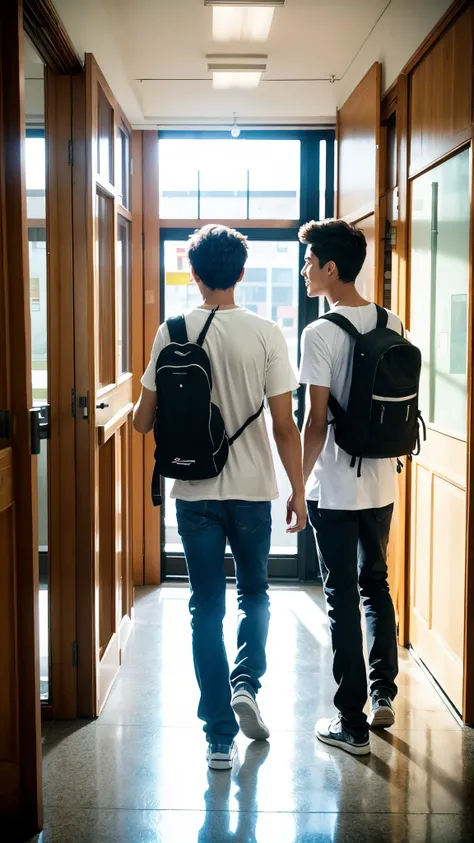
337, 0, 454, 107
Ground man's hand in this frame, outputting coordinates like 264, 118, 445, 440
286, 491, 307, 533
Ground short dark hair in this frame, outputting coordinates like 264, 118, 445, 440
187, 224, 249, 291
298, 219, 367, 283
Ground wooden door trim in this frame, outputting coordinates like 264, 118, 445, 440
463, 131, 474, 724
0, 0, 42, 827
143, 130, 161, 585
72, 71, 96, 718
23, 0, 82, 75
98, 403, 133, 446
44, 69, 77, 719
393, 72, 410, 646
131, 131, 144, 586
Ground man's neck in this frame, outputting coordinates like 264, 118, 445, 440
326, 281, 370, 309
199, 289, 238, 309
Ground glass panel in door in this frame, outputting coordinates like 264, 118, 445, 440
162, 238, 300, 560
24, 34, 50, 702
410, 147, 470, 438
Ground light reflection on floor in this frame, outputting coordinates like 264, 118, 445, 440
36, 584, 473, 843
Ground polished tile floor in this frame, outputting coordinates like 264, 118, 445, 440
33, 585, 474, 842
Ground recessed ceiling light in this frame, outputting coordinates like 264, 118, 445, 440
213, 71, 262, 89
204, 1, 284, 6
207, 54, 267, 88
212, 7, 275, 41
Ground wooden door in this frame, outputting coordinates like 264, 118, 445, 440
336, 62, 383, 303
408, 145, 470, 713
74, 55, 134, 716
0, 0, 42, 828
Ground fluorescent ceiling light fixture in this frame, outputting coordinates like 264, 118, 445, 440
212, 7, 275, 41
207, 54, 267, 88
213, 71, 261, 89
204, 1, 284, 6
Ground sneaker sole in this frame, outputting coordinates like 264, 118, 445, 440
368, 707, 395, 729
316, 732, 371, 756
232, 695, 270, 741
207, 757, 235, 771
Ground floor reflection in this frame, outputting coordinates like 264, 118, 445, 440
33, 584, 474, 843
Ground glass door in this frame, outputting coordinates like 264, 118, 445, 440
24, 36, 51, 703
161, 235, 301, 579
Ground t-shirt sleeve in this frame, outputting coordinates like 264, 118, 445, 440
265, 324, 299, 398
299, 325, 332, 388
141, 325, 167, 392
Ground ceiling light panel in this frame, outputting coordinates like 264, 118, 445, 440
213, 7, 275, 41
212, 71, 262, 89
205, 1, 284, 6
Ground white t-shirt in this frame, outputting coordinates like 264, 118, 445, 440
142, 307, 298, 502
299, 303, 403, 510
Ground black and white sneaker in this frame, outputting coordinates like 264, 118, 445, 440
368, 696, 395, 729
231, 684, 270, 741
316, 715, 370, 756
206, 741, 238, 771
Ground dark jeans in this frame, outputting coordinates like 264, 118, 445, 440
176, 499, 271, 744
307, 501, 398, 732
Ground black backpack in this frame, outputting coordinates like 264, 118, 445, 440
151, 308, 263, 505
320, 305, 425, 475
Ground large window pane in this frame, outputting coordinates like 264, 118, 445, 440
410, 148, 470, 438
158, 139, 300, 220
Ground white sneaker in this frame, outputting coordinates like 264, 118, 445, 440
316, 714, 371, 756
231, 686, 270, 741
368, 696, 395, 729
206, 741, 238, 771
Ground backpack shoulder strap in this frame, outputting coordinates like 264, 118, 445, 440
375, 304, 388, 329
229, 401, 264, 446
196, 307, 219, 347
167, 315, 188, 345
319, 312, 361, 341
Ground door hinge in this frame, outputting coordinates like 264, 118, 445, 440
68, 139, 73, 166
71, 388, 76, 418
72, 641, 78, 669
0, 409, 11, 439
79, 395, 88, 420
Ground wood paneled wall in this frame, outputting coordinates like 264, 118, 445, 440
337, 62, 381, 222
410, 5, 473, 177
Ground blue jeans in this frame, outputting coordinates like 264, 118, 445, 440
176, 499, 272, 744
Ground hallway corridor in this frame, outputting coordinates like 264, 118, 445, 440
32, 585, 473, 842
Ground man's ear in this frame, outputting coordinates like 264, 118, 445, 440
326, 260, 337, 278
190, 267, 201, 284
235, 269, 245, 285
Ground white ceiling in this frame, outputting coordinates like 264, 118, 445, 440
53, 0, 453, 129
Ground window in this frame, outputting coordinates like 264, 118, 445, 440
158, 139, 300, 220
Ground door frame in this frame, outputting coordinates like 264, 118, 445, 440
393, 0, 474, 723
0, 0, 42, 829
23, 0, 82, 721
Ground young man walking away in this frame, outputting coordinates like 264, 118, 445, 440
299, 219, 401, 756
134, 225, 307, 770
